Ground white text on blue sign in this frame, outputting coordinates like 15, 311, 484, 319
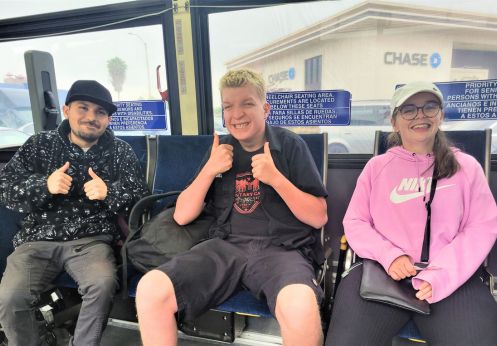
110, 101, 167, 131
435, 80, 497, 121
266, 90, 351, 126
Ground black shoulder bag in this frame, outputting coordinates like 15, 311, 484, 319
359, 166, 438, 315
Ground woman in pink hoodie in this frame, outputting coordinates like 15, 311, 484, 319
326, 81, 497, 345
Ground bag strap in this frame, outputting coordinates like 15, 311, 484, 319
420, 164, 438, 263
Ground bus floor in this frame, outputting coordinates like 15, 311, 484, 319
48, 320, 423, 346
50, 316, 284, 346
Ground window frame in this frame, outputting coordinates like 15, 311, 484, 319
0, 0, 183, 134
189, 0, 301, 135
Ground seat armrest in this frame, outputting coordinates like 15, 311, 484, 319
128, 191, 181, 234
484, 266, 497, 300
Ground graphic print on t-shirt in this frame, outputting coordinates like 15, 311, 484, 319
234, 171, 261, 214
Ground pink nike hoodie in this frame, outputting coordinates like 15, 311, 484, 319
344, 146, 497, 303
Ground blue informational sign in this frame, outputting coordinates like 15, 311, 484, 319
109, 101, 167, 131
266, 90, 351, 126
434, 80, 497, 121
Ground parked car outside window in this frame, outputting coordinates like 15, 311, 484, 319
0, 127, 31, 149
0, 86, 34, 135
322, 101, 391, 154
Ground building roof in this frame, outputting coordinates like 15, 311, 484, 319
226, 0, 497, 69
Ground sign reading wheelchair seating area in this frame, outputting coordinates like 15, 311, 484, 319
109, 101, 167, 131
266, 90, 351, 126
436, 79, 497, 121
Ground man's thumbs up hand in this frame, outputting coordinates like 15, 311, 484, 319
205, 133, 233, 178
211, 132, 220, 153
251, 142, 280, 186
84, 167, 108, 200
47, 162, 72, 195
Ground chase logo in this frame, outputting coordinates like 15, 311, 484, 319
430, 52, 441, 68
384, 51, 442, 68
268, 67, 296, 84
288, 67, 295, 80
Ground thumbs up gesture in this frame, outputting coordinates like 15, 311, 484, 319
204, 133, 233, 178
84, 167, 108, 200
47, 162, 72, 195
252, 142, 280, 186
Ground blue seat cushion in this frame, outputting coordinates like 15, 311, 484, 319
53, 271, 78, 289
217, 290, 272, 318
0, 206, 24, 275
398, 320, 423, 341
127, 273, 141, 298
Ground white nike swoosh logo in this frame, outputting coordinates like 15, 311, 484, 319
390, 185, 454, 204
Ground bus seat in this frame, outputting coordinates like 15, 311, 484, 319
339, 129, 492, 343
117, 135, 151, 188
217, 290, 272, 317
117, 135, 149, 175
123, 135, 214, 300
0, 206, 25, 277
152, 135, 212, 194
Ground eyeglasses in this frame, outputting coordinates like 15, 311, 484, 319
396, 101, 442, 121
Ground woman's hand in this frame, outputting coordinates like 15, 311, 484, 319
388, 255, 417, 280
415, 280, 432, 301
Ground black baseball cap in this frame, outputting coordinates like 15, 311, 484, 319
65, 80, 117, 115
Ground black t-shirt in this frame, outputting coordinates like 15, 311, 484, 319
229, 142, 270, 237
197, 125, 328, 264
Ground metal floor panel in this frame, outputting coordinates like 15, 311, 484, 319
51, 318, 282, 346
104, 318, 282, 346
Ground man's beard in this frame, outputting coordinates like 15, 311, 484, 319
72, 129, 101, 143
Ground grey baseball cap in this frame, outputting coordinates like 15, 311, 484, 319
391, 81, 444, 112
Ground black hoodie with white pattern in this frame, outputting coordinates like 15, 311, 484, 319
0, 120, 149, 247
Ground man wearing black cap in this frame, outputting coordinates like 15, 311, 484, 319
0, 80, 149, 346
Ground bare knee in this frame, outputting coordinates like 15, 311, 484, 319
275, 284, 320, 325
275, 284, 322, 345
136, 270, 178, 313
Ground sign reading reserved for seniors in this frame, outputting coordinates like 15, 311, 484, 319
435, 80, 497, 121
266, 90, 351, 126
110, 101, 167, 131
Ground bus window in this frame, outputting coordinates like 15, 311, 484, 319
207, 0, 497, 153
1, 25, 168, 141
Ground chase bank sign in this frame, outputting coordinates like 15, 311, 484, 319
268, 67, 296, 84
384, 52, 441, 68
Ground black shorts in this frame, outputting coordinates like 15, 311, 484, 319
156, 236, 323, 321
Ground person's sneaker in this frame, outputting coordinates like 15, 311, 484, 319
38, 321, 57, 346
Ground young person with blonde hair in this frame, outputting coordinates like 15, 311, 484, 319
136, 69, 328, 345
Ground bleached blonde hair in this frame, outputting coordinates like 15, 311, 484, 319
219, 69, 266, 101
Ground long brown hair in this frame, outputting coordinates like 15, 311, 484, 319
387, 130, 460, 179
